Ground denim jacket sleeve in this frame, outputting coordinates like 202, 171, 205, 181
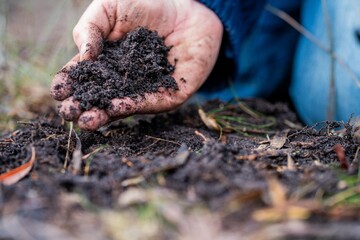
198, 0, 266, 59
197, 0, 267, 96
197, 0, 302, 99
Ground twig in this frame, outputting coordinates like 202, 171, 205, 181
195, 130, 209, 143
70, 130, 82, 174
266, 4, 360, 88
266, 4, 327, 52
322, 0, 336, 121
63, 121, 73, 170
287, 153, 296, 171
145, 135, 181, 146
227, 79, 261, 118
82, 146, 103, 160
236, 149, 291, 161
324, 185, 360, 207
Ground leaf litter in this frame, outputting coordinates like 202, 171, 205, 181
1, 98, 360, 238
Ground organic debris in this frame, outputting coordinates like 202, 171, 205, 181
1, 99, 360, 239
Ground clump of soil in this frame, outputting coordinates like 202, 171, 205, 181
67, 27, 178, 111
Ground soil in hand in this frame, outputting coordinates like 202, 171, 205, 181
66, 27, 178, 111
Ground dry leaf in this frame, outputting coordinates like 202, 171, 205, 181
121, 176, 145, 187
198, 108, 220, 131
287, 153, 296, 171
0, 146, 36, 185
252, 205, 310, 222
267, 177, 287, 207
270, 130, 289, 149
334, 144, 349, 170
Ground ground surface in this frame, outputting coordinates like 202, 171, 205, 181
1, 99, 360, 239
2, 6, 360, 239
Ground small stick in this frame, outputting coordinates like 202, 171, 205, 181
82, 147, 103, 160
71, 130, 82, 174
195, 130, 209, 143
63, 122, 73, 170
266, 4, 360, 88
322, 0, 336, 121
236, 149, 291, 161
145, 135, 181, 146
287, 153, 296, 171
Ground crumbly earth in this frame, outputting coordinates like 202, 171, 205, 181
66, 27, 178, 111
1, 99, 360, 239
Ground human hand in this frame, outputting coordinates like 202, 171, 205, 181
51, 0, 223, 130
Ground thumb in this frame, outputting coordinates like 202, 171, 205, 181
76, 26, 103, 61
72, 0, 117, 61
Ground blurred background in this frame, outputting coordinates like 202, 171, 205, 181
0, 0, 91, 130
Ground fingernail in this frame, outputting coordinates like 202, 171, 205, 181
50, 73, 73, 101
80, 43, 90, 60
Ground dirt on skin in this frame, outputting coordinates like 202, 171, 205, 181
65, 27, 178, 111
1, 99, 360, 239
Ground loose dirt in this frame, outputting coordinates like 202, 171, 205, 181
66, 27, 178, 111
1, 99, 360, 239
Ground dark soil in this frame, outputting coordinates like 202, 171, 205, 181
66, 27, 178, 111
1, 99, 360, 239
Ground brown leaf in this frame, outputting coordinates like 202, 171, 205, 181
0, 146, 36, 185
198, 108, 220, 131
334, 144, 348, 170
287, 154, 296, 171
267, 177, 287, 207
270, 130, 289, 149
252, 205, 311, 222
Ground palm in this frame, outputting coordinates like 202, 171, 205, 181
51, 0, 223, 130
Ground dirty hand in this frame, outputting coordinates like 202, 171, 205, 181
51, 0, 223, 130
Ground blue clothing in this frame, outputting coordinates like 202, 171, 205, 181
198, 0, 360, 125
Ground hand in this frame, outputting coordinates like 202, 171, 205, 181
51, 0, 223, 130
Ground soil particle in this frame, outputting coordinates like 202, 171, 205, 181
66, 27, 178, 111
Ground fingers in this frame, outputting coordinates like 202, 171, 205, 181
58, 97, 82, 121
51, 54, 80, 100
50, 54, 80, 101
73, 0, 117, 60
78, 108, 109, 130
106, 89, 185, 118
58, 96, 109, 131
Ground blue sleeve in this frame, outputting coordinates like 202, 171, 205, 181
198, 0, 266, 60
197, 0, 302, 100
197, 0, 267, 97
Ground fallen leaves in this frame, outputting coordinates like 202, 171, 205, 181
270, 130, 289, 149
252, 178, 314, 222
235, 149, 291, 161
0, 146, 36, 185
334, 144, 349, 170
198, 102, 277, 136
198, 108, 220, 132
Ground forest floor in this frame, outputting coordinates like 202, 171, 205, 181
1, 99, 360, 240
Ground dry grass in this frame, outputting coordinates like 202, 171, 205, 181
0, 0, 90, 130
